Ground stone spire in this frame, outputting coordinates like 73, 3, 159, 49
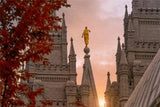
62, 13, 67, 35
62, 13, 66, 27
69, 38, 76, 82
119, 43, 129, 107
124, 5, 128, 20
81, 47, 91, 85
120, 44, 128, 65
116, 37, 121, 74
124, 5, 129, 32
61, 13, 67, 65
69, 37, 75, 56
81, 47, 99, 107
116, 37, 121, 57
106, 72, 111, 90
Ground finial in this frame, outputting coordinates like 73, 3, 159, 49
122, 43, 125, 49
118, 37, 120, 41
125, 5, 128, 9
116, 36, 121, 55
124, 5, 128, 19
62, 13, 66, 27
106, 72, 111, 90
62, 13, 65, 18
107, 72, 110, 78
69, 37, 75, 56
84, 47, 90, 54
71, 37, 73, 42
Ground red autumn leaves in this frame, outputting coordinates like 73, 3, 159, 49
0, 0, 69, 106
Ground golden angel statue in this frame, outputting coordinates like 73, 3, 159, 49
82, 26, 91, 47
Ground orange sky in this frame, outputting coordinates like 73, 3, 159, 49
60, 0, 132, 106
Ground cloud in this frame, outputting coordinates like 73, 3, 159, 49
100, 61, 113, 65
76, 60, 83, 68
99, 0, 132, 19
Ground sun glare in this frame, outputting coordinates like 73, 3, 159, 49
99, 99, 105, 107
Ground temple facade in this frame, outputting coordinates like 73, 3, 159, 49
105, 0, 160, 107
25, 13, 99, 107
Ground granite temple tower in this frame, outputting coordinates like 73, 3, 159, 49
25, 13, 99, 107
105, 0, 160, 106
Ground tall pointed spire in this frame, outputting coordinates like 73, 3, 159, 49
69, 37, 76, 82
106, 72, 111, 90
124, 5, 129, 32
61, 12, 67, 40
119, 44, 129, 107
116, 37, 121, 74
61, 13, 67, 64
81, 47, 99, 107
116, 37, 121, 55
124, 5, 128, 19
81, 47, 91, 85
62, 13, 66, 27
120, 44, 128, 65
69, 37, 75, 56
81, 65, 89, 85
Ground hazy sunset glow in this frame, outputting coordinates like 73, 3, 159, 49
99, 99, 105, 107
60, 0, 132, 107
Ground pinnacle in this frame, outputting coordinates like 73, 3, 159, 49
106, 72, 111, 89
71, 37, 73, 42
116, 37, 121, 55
118, 36, 120, 41
69, 37, 75, 56
124, 5, 128, 19
125, 5, 128, 9
107, 72, 110, 78
62, 12, 66, 27
62, 12, 65, 18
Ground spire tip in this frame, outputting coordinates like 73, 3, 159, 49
71, 37, 73, 41
118, 37, 120, 41
62, 13, 65, 18
125, 5, 128, 9
107, 72, 110, 78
